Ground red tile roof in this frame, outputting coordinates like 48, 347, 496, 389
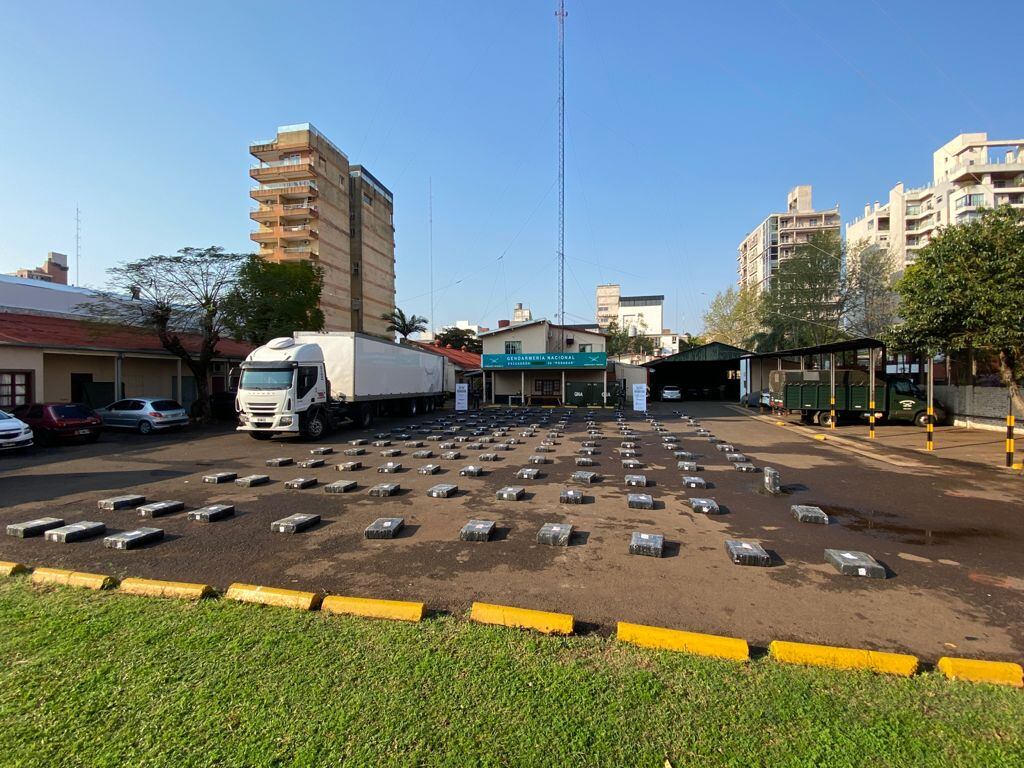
0, 313, 252, 358
412, 340, 481, 369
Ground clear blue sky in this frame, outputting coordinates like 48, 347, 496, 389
1, 0, 1020, 333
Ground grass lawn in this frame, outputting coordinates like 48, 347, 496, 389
1, 579, 1021, 767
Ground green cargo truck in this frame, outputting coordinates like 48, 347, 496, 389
770, 369, 945, 428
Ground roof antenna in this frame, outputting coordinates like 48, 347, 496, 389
75, 205, 81, 286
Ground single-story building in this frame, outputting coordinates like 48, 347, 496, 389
479, 319, 614, 406
0, 312, 250, 410
647, 342, 749, 401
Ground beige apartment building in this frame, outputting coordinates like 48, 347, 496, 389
249, 123, 395, 336
737, 185, 840, 292
846, 132, 1024, 268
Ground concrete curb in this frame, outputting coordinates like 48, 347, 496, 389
617, 621, 749, 662
470, 601, 574, 635
0, 561, 27, 577
120, 577, 214, 600
937, 657, 1024, 688
769, 640, 919, 677
31, 567, 116, 591
322, 595, 424, 622
225, 583, 322, 611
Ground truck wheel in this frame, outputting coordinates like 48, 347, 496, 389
302, 409, 327, 440
406, 399, 419, 416
355, 404, 373, 429
818, 411, 836, 428
914, 411, 931, 428
249, 432, 273, 441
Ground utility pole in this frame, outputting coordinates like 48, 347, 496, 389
75, 205, 81, 286
556, 0, 567, 345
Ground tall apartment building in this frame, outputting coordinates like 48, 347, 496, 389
846, 132, 1024, 268
249, 123, 395, 336
595, 284, 620, 329
512, 302, 533, 324
737, 185, 840, 292
10, 252, 69, 285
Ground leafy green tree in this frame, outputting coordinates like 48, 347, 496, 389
754, 230, 846, 351
222, 256, 324, 346
434, 326, 482, 353
382, 308, 428, 340
604, 320, 631, 357
894, 206, 1024, 412
80, 246, 248, 420
701, 286, 762, 348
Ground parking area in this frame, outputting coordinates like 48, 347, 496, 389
1, 403, 1022, 662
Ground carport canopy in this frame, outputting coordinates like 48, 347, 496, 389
648, 342, 750, 400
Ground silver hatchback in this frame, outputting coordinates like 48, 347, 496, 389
97, 398, 189, 434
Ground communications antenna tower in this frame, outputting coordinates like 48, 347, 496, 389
556, 0, 567, 338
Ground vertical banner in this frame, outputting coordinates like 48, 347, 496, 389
632, 382, 647, 412
455, 382, 469, 411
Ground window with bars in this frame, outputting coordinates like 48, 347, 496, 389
533, 379, 559, 395
0, 371, 33, 409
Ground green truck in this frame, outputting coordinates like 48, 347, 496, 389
770, 369, 946, 428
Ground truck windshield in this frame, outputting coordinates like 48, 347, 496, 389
240, 369, 294, 390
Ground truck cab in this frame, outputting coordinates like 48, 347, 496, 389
237, 338, 330, 439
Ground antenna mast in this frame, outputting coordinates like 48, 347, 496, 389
75, 205, 81, 286
429, 177, 434, 339
556, 0, 566, 337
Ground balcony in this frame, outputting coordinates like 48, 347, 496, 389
250, 203, 319, 223
280, 225, 318, 241
250, 158, 317, 183
250, 180, 318, 201
250, 230, 279, 244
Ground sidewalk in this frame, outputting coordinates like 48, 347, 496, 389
727, 405, 1021, 474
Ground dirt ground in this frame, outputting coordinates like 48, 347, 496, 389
1, 402, 1022, 663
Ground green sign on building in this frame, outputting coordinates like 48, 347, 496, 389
482, 352, 607, 369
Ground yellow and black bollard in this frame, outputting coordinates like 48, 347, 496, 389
869, 399, 876, 439
1007, 411, 1016, 468
926, 406, 934, 451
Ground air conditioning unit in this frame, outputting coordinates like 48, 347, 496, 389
566, 336, 574, 346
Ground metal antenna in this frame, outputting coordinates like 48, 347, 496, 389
75, 205, 81, 286
429, 177, 434, 338
556, 0, 567, 343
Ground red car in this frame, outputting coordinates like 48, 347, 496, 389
12, 402, 103, 444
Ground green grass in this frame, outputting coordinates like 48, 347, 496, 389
0, 579, 1021, 767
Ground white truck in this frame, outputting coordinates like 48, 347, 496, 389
236, 332, 444, 440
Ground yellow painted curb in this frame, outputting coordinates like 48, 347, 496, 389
937, 657, 1023, 688
322, 595, 424, 622
775, 420, 786, 426
769, 640, 918, 677
470, 601, 573, 635
31, 567, 116, 591
617, 621, 749, 662
225, 583, 322, 611
0, 561, 28, 577
813, 434, 827, 441
120, 577, 214, 600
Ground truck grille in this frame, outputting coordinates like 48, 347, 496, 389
248, 403, 277, 414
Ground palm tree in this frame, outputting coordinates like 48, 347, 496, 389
381, 308, 428, 340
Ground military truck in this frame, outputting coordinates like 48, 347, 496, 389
770, 369, 945, 428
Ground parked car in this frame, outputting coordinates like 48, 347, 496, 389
12, 403, 102, 444
96, 398, 189, 434
0, 409, 34, 451
660, 385, 682, 401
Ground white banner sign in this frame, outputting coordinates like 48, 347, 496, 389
632, 383, 647, 412
455, 382, 469, 411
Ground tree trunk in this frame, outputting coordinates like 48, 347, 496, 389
998, 349, 1024, 416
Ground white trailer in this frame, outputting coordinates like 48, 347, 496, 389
237, 332, 444, 440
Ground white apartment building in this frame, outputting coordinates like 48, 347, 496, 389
512, 303, 533, 323
847, 133, 1024, 268
737, 185, 841, 292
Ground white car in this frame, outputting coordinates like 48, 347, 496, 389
660, 385, 682, 401
0, 409, 34, 451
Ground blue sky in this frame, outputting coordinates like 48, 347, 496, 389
1, 0, 1020, 333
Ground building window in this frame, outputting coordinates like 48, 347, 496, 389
956, 193, 984, 209
534, 379, 558, 395
0, 371, 33, 409
363, 193, 373, 206
504, 341, 522, 355
578, 344, 593, 353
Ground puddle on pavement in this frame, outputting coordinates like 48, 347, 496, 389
820, 504, 992, 546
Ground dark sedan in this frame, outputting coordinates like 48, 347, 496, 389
12, 403, 102, 444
